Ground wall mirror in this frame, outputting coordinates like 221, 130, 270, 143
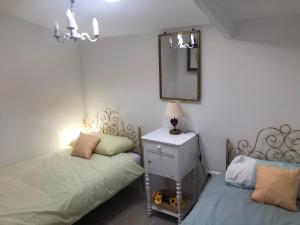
159, 30, 201, 101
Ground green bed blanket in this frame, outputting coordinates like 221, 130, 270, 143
0, 150, 144, 225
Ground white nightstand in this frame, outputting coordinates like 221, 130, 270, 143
142, 128, 198, 224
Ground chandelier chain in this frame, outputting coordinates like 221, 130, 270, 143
70, 0, 75, 10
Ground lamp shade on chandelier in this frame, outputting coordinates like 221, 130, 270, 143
54, 0, 100, 43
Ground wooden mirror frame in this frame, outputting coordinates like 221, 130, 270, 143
158, 30, 201, 102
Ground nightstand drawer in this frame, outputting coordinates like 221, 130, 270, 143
144, 142, 176, 157
146, 151, 176, 179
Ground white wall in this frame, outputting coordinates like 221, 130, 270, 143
80, 25, 300, 173
0, 13, 84, 166
79, 34, 163, 132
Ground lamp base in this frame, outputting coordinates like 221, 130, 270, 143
169, 129, 181, 135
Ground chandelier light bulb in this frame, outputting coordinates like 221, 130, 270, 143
93, 18, 99, 36
169, 37, 173, 46
177, 34, 183, 45
191, 34, 195, 45
54, 21, 60, 36
55, 21, 59, 30
66, 9, 74, 28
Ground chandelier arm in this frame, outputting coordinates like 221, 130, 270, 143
54, 36, 65, 43
59, 36, 65, 43
54, 32, 70, 43
186, 44, 195, 49
64, 32, 72, 40
80, 33, 99, 42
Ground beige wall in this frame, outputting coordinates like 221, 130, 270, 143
0, 13, 85, 166
80, 25, 300, 173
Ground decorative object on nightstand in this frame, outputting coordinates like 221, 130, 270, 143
165, 101, 184, 135
142, 128, 198, 224
152, 190, 186, 213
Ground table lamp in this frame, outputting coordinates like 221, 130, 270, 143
164, 100, 184, 135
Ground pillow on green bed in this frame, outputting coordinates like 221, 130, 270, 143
94, 134, 134, 156
69, 132, 99, 148
69, 133, 134, 156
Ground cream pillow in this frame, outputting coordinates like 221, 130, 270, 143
71, 132, 100, 159
251, 165, 300, 211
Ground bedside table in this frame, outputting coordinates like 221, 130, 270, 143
142, 128, 198, 224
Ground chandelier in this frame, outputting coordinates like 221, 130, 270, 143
54, 0, 100, 43
168, 32, 195, 49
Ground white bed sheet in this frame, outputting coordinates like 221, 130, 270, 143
126, 152, 141, 165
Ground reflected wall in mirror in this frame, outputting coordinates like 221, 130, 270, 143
159, 30, 201, 101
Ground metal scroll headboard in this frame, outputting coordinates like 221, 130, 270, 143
84, 108, 142, 155
226, 124, 300, 168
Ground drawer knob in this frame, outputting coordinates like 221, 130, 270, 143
157, 145, 161, 150
148, 160, 151, 163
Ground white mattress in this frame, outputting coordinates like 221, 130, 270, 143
126, 152, 141, 165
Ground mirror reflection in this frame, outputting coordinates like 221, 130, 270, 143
159, 30, 200, 101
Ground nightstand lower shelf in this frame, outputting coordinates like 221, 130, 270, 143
151, 198, 194, 219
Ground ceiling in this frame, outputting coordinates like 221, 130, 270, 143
0, 0, 210, 37
227, 0, 300, 22
1, 0, 299, 39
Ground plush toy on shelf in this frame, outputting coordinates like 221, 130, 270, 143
152, 190, 186, 209
152, 191, 167, 205
169, 197, 185, 208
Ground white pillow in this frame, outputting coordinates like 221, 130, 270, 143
225, 155, 256, 189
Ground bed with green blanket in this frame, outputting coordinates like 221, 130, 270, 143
0, 149, 144, 225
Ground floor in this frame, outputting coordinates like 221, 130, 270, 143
74, 186, 178, 225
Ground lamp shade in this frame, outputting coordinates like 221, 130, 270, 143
164, 101, 184, 118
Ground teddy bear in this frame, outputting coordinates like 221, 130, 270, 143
152, 191, 185, 208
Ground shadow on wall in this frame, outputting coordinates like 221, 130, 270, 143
235, 13, 300, 48
178, 105, 211, 172
179, 102, 201, 131
175, 111, 210, 173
